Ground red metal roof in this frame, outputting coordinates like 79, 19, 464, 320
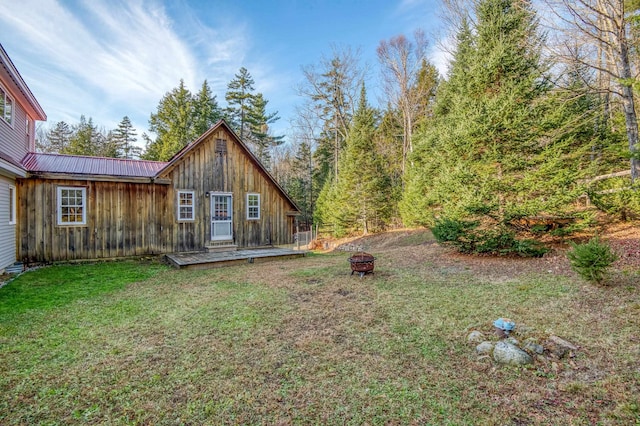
21, 153, 167, 178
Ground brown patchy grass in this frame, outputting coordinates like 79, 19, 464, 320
1, 228, 639, 425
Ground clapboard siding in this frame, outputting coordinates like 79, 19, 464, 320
0, 87, 32, 163
0, 177, 16, 270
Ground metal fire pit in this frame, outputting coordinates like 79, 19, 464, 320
348, 252, 375, 278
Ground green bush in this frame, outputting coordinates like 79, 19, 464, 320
431, 219, 548, 257
431, 218, 478, 243
567, 237, 619, 284
513, 238, 549, 258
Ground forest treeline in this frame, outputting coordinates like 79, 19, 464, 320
37, 0, 640, 237
37, 67, 283, 168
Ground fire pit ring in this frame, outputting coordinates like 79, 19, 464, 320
348, 252, 376, 278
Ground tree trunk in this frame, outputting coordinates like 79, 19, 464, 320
617, 38, 640, 182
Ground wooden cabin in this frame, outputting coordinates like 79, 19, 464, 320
17, 121, 300, 263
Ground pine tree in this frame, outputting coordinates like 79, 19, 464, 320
333, 84, 391, 234
40, 121, 72, 153
144, 80, 195, 161
193, 80, 221, 136
112, 116, 140, 159
64, 116, 104, 156
100, 131, 121, 158
291, 140, 315, 228
225, 67, 255, 140
245, 93, 283, 167
402, 0, 594, 227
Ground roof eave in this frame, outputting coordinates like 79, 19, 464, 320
0, 44, 47, 121
0, 157, 27, 178
26, 172, 171, 184
156, 119, 301, 213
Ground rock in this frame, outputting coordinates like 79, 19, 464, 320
476, 341, 494, 355
506, 337, 520, 346
467, 331, 485, 343
546, 335, 578, 359
522, 340, 544, 355
548, 335, 578, 350
493, 341, 533, 366
494, 327, 508, 339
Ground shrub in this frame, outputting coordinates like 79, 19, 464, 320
431, 219, 548, 257
567, 237, 619, 284
431, 218, 478, 243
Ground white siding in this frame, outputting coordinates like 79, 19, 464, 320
0, 84, 30, 163
0, 176, 17, 271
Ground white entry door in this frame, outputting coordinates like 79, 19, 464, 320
211, 194, 233, 240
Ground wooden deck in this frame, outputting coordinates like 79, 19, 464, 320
165, 248, 306, 270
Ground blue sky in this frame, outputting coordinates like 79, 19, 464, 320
0, 0, 445, 147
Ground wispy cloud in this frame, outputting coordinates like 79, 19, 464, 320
0, 0, 252, 131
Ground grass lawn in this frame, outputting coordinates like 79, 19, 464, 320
1, 230, 639, 425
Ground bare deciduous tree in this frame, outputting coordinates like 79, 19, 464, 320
377, 30, 432, 177
298, 45, 364, 182
545, 0, 639, 181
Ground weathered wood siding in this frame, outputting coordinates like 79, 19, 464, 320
17, 125, 297, 263
160, 127, 296, 249
17, 178, 170, 263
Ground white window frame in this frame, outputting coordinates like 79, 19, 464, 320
8, 185, 16, 225
177, 190, 195, 222
246, 193, 260, 220
211, 192, 233, 240
57, 186, 87, 226
0, 84, 13, 126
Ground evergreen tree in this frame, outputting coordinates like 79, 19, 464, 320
144, 80, 195, 161
40, 121, 72, 153
245, 93, 283, 167
317, 84, 391, 235
402, 0, 594, 227
301, 51, 361, 186
290, 140, 315, 228
100, 130, 121, 158
112, 116, 140, 159
193, 80, 221, 136
64, 116, 104, 156
375, 106, 404, 220
225, 67, 255, 140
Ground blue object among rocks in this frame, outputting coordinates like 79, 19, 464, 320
493, 318, 516, 332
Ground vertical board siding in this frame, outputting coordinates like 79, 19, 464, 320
17, 125, 297, 263
18, 178, 169, 262
161, 127, 296, 250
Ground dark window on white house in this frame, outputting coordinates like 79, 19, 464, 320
8, 185, 16, 225
0, 85, 13, 126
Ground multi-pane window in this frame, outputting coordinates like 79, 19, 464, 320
177, 191, 195, 221
247, 193, 260, 220
57, 187, 86, 225
8, 185, 16, 225
0, 85, 13, 125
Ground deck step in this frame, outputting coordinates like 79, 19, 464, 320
165, 248, 306, 270
205, 244, 238, 253
5, 262, 24, 274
